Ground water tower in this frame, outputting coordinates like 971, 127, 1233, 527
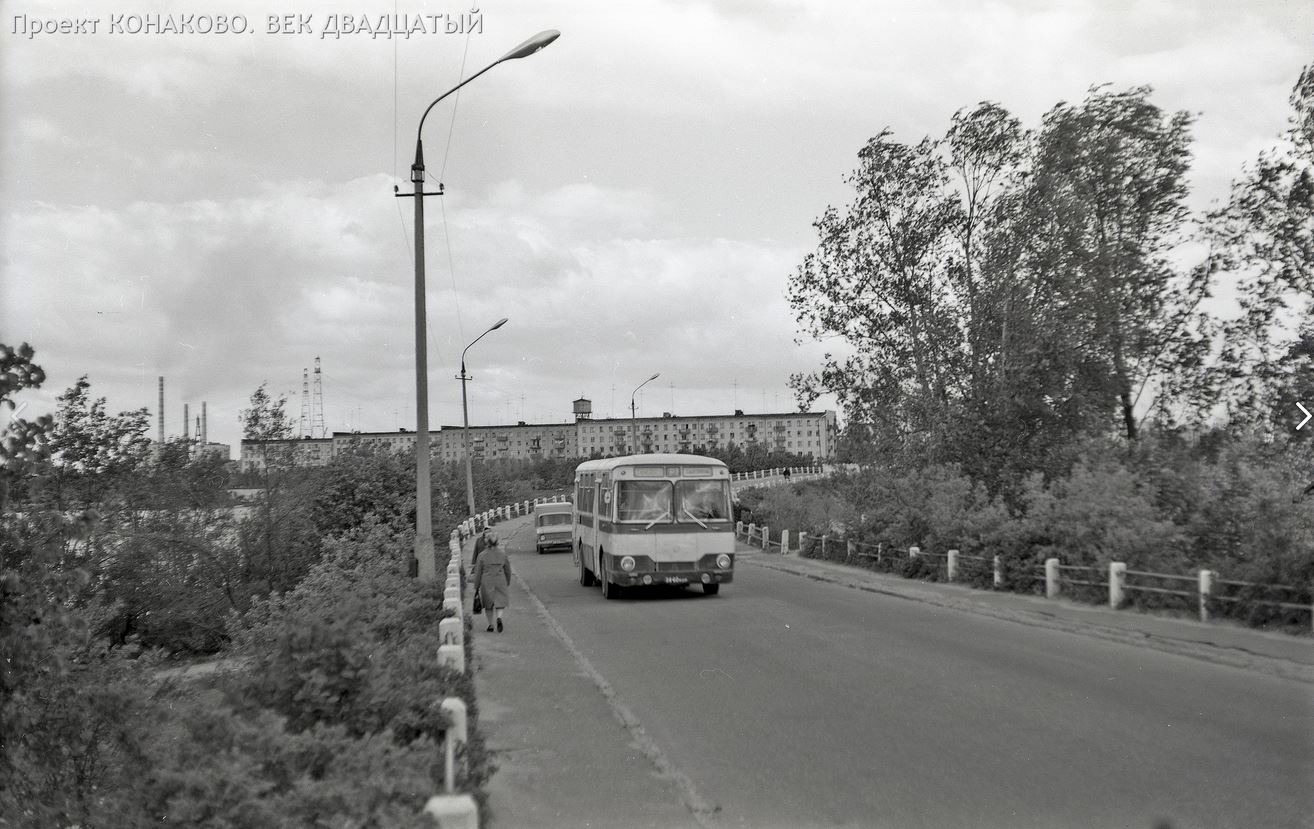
573, 397, 592, 421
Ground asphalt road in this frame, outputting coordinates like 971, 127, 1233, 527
491, 519, 1313, 829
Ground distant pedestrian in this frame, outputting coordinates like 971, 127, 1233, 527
472, 531, 511, 633
472, 527, 492, 568
783, 467, 792, 481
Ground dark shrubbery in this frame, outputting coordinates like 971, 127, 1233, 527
773, 436, 1313, 630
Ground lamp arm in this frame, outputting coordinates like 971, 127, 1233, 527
414, 59, 504, 158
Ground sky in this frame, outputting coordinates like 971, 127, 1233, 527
2, 0, 1311, 455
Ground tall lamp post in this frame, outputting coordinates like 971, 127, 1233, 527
458, 317, 508, 520
400, 29, 559, 581
630, 373, 660, 455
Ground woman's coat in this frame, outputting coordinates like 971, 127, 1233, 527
473, 545, 511, 609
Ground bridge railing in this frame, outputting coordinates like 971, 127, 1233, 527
741, 527, 1313, 635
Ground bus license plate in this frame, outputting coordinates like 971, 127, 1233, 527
663, 576, 688, 585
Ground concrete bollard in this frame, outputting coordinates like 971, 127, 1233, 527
947, 549, 958, 581
443, 595, 463, 620
1199, 569, 1213, 622
1045, 558, 1060, 599
444, 586, 460, 603
761, 525, 770, 550
1109, 562, 1126, 609
424, 795, 478, 828
799, 532, 809, 556
846, 539, 855, 563
438, 617, 463, 647
748, 523, 757, 546
909, 546, 920, 559
736, 520, 743, 537
438, 643, 465, 674
440, 696, 468, 793
781, 529, 790, 555
993, 555, 1002, 588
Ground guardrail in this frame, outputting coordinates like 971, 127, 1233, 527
742, 528, 1313, 635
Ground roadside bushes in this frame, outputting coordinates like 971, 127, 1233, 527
1, 511, 492, 827
780, 436, 1312, 627
225, 516, 493, 798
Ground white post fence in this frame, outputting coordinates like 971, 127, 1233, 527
1109, 562, 1126, 609
1045, 558, 1060, 599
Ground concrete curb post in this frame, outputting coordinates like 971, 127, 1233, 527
761, 525, 770, 551
798, 532, 808, 557
909, 546, 920, 559
439, 616, 462, 647
846, 539, 855, 564
1109, 562, 1126, 609
1045, 558, 1060, 599
748, 523, 757, 546
1199, 569, 1214, 622
781, 529, 790, 555
947, 549, 958, 582
736, 520, 743, 537
440, 697, 468, 793
993, 555, 1002, 588
443, 594, 463, 622
424, 795, 478, 828
438, 642, 465, 673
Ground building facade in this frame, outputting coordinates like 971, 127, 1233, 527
239, 400, 837, 471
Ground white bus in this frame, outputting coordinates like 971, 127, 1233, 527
572, 454, 735, 599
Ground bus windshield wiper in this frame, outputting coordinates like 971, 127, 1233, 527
644, 510, 671, 530
682, 507, 708, 529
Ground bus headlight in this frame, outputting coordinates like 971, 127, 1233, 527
716, 554, 731, 569
620, 556, 636, 572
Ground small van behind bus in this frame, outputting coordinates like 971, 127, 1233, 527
533, 501, 574, 554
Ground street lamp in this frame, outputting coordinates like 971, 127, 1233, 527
459, 317, 508, 519
630, 373, 660, 455
401, 29, 559, 581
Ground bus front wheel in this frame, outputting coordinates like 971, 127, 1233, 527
578, 547, 595, 587
600, 555, 621, 600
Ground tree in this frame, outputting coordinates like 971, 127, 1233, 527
0, 342, 53, 513
1204, 64, 1314, 429
1018, 85, 1199, 441
787, 129, 963, 458
42, 377, 152, 510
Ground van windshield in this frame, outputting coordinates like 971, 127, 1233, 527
537, 513, 572, 527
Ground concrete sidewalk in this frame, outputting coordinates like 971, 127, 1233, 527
464, 519, 704, 829
737, 547, 1314, 682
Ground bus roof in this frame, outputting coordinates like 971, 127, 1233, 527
574, 453, 728, 476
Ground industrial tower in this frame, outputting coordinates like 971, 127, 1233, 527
312, 357, 326, 439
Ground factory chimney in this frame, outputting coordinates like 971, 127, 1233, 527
202, 401, 207, 445
184, 403, 190, 441
157, 377, 164, 446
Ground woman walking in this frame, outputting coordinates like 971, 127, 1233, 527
472, 532, 511, 632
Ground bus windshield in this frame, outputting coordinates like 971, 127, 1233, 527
676, 479, 731, 521
617, 480, 672, 522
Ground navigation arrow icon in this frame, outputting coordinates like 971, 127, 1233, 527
1299, 402, 1312, 431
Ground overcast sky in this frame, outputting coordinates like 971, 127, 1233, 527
3, 0, 1310, 454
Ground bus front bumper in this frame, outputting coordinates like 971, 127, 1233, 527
611, 569, 734, 588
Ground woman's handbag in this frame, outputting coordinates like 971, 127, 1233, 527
472, 591, 483, 614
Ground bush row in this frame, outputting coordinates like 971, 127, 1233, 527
739, 435, 1314, 632
2, 513, 490, 828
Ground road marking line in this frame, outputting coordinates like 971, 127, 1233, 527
512, 568, 722, 826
